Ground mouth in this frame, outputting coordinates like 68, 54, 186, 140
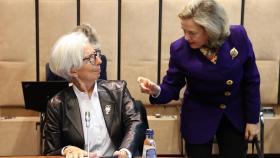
94, 67, 101, 73
94, 68, 100, 73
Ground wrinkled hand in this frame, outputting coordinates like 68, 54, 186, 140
245, 123, 259, 141
137, 76, 160, 96
64, 145, 97, 158
113, 150, 128, 158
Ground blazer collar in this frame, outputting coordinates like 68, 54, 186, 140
65, 87, 84, 139
64, 83, 115, 139
97, 83, 115, 136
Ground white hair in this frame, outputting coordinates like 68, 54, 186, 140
49, 32, 88, 81
178, 0, 230, 49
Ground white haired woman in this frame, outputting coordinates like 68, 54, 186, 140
44, 32, 145, 158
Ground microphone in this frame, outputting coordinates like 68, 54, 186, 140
85, 111, 91, 158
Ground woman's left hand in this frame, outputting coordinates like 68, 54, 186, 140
245, 123, 259, 141
113, 150, 128, 158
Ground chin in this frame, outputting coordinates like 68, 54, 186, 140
190, 45, 199, 49
96, 74, 100, 79
190, 44, 202, 49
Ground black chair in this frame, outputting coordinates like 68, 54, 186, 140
251, 111, 264, 158
134, 100, 149, 155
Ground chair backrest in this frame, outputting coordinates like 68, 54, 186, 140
46, 54, 107, 81
134, 100, 149, 155
256, 60, 279, 105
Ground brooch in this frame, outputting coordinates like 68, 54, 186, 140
105, 105, 111, 115
230, 47, 238, 59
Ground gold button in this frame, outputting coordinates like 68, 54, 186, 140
226, 80, 233, 85
219, 104, 226, 109
224, 91, 231, 96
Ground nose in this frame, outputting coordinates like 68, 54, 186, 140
184, 34, 191, 41
95, 55, 102, 65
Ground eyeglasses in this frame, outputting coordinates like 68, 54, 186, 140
83, 49, 102, 65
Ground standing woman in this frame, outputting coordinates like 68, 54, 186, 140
138, 0, 260, 157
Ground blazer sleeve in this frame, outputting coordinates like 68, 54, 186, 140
150, 42, 186, 104
43, 95, 64, 155
119, 81, 146, 155
240, 26, 261, 123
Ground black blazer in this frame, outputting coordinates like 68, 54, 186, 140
43, 80, 146, 156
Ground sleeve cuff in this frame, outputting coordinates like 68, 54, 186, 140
61, 145, 70, 156
120, 148, 132, 158
151, 86, 161, 98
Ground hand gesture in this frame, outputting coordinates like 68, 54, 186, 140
137, 76, 160, 96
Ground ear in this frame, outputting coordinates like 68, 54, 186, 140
69, 67, 78, 78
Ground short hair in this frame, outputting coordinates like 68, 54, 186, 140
49, 32, 88, 81
72, 23, 101, 49
178, 0, 230, 49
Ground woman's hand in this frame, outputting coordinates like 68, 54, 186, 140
137, 76, 160, 96
64, 145, 97, 158
245, 123, 259, 141
113, 150, 128, 158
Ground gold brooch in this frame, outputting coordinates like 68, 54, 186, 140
230, 47, 238, 59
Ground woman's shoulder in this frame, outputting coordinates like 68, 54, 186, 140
47, 86, 73, 109
170, 36, 191, 55
97, 79, 127, 91
171, 36, 187, 48
229, 25, 247, 36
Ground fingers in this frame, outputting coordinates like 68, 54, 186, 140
81, 151, 87, 158
113, 150, 127, 158
248, 132, 255, 141
65, 146, 87, 158
245, 130, 249, 140
137, 76, 152, 85
66, 152, 73, 158
137, 76, 153, 93
137, 76, 145, 83
245, 123, 259, 141
89, 152, 98, 158
69, 151, 83, 158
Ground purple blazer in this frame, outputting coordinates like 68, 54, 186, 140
150, 25, 260, 144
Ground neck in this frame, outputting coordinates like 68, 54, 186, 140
72, 78, 95, 98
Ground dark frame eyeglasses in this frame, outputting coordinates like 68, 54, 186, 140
83, 49, 102, 65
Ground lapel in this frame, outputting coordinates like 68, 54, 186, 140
65, 88, 84, 139
97, 83, 115, 136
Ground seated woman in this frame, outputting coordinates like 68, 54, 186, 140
43, 31, 145, 158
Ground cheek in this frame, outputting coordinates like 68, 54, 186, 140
201, 34, 209, 44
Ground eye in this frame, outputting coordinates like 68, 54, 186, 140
189, 31, 196, 36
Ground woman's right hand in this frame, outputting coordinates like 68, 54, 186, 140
137, 76, 160, 96
64, 145, 97, 158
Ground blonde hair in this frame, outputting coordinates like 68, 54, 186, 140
178, 0, 230, 49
